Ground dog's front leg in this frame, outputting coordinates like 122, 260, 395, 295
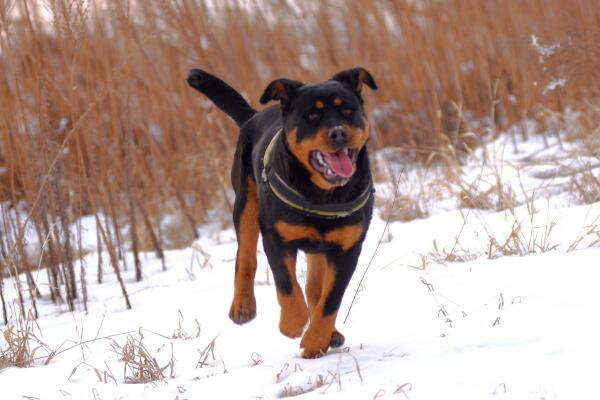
262, 234, 309, 338
301, 244, 361, 358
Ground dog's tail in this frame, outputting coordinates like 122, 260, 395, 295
187, 69, 257, 127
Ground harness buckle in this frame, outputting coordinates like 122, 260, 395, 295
261, 166, 268, 183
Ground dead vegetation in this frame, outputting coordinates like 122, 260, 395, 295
0, 305, 53, 369
0, 0, 599, 319
0, 307, 218, 383
568, 134, 600, 205
109, 331, 174, 384
195, 333, 220, 369
171, 310, 201, 340
485, 218, 560, 258
373, 162, 435, 222
456, 176, 518, 212
570, 166, 600, 205
68, 361, 117, 385
277, 352, 363, 398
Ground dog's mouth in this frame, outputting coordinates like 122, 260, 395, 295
309, 147, 359, 184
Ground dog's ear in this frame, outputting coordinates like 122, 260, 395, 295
260, 79, 304, 107
331, 67, 377, 95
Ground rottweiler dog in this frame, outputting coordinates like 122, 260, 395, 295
187, 67, 377, 358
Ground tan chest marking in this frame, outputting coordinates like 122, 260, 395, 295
323, 224, 364, 252
275, 221, 321, 242
275, 221, 363, 252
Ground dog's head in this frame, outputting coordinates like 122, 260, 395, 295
260, 67, 377, 190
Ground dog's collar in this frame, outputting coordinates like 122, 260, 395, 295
261, 129, 374, 219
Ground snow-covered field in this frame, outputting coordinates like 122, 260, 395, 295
2, 132, 600, 399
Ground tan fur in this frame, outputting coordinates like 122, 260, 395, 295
277, 254, 309, 338
300, 260, 338, 358
324, 224, 364, 252
229, 177, 260, 322
305, 254, 327, 312
275, 221, 364, 252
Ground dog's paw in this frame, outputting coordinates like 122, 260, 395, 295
301, 347, 327, 359
229, 296, 256, 324
300, 329, 331, 359
329, 330, 345, 348
279, 304, 308, 338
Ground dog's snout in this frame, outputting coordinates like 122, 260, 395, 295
328, 127, 347, 148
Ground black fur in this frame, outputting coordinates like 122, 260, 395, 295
187, 68, 256, 127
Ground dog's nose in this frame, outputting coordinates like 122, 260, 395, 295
328, 127, 347, 148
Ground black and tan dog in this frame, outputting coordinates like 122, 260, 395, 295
187, 67, 377, 358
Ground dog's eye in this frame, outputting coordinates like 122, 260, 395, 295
341, 108, 354, 117
306, 111, 321, 122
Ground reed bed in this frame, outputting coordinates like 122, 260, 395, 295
0, 0, 598, 319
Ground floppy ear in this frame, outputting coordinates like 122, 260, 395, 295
331, 67, 377, 94
260, 78, 304, 107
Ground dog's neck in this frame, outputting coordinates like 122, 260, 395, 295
268, 130, 372, 206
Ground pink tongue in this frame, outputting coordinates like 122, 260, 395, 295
323, 150, 354, 178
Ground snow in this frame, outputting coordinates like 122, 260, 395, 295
543, 77, 567, 94
1, 131, 600, 399
530, 35, 560, 64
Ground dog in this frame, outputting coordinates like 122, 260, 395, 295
187, 67, 377, 358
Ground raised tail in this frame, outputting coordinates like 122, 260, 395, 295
187, 69, 257, 127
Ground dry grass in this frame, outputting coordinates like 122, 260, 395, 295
568, 134, 600, 205
570, 166, 600, 204
568, 214, 600, 252
279, 371, 340, 398
171, 310, 201, 340
485, 218, 559, 258
68, 361, 117, 384
0, 306, 52, 369
375, 165, 437, 222
420, 239, 479, 268
277, 352, 363, 398
109, 331, 174, 384
0, 0, 599, 315
195, 333, 219, 369
457, 177, 518, 212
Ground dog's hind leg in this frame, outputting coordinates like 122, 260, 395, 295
229, 175, 260, 324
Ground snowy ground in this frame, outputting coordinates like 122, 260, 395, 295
1, 132, 600, 399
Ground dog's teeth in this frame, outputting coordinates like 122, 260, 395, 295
316, 152, 325, 165
343, 148, 348, 156
326, 168, 333, 176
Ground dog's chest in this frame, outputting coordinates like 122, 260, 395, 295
274, 219, 363, 253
